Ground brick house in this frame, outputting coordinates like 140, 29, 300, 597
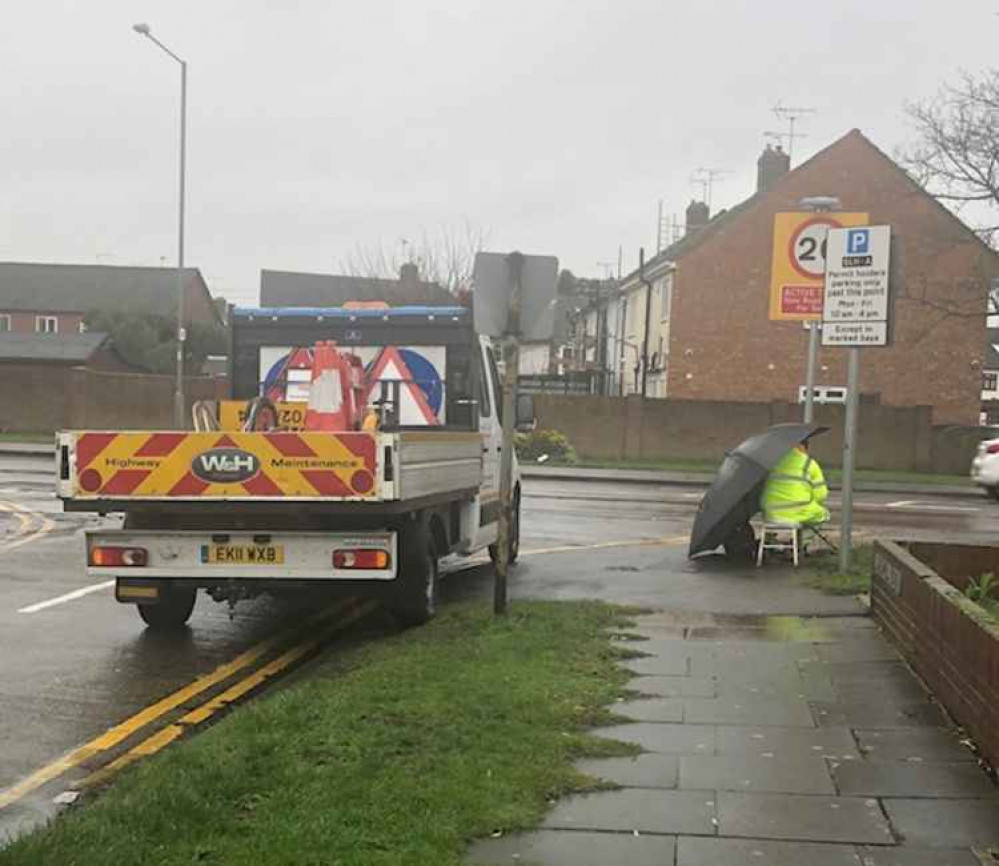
0, 263, 220, 335
582, 130, 999, 424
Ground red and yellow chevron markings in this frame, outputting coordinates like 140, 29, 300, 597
73, 431, 378, 499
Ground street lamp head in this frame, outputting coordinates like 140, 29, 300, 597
799, 195, 841, 212
132, 22, 151, 36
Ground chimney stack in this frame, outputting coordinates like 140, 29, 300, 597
757, 144, 790, 193
685, 200, 710, 235
398, 262, 419, 290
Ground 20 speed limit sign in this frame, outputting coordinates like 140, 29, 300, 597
769, 211, 868, 321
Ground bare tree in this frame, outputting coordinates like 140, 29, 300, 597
340, 220, 490, 294
900, 69, 999, 244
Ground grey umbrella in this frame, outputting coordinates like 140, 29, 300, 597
688, 423, 829, 558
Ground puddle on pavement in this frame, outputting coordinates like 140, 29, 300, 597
624, 610, 833, 643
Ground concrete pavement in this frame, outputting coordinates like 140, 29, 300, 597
467, 606, 999, 865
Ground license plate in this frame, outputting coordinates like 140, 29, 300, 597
201, 544, 284, 565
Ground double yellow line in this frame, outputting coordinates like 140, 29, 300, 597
0, 597, 376, 810
0, 500, 54, 552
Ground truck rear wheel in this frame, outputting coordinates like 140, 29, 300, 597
390, 522, 438, 627
137, 587, 197, 630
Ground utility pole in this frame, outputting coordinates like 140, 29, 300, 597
638, 247, 653, 398
493, 251, 523, 616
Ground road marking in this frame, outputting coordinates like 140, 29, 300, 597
0, 500, 54, 552
0, 599, 358, 810
519, 536, 687, 558
18, 580, 115, 614
76, 599, 377, 790
881, 500, 980, 514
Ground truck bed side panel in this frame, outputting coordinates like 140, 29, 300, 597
396, 431, 483, 501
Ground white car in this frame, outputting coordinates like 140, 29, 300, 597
971, 438, 999, 499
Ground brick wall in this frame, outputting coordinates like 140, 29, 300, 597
871, 540, 999, 771
0, 363, 228, 433
665, 130, 999, 425
534, 394, 980, 473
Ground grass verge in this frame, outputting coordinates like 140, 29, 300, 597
0, 601, 638, 866
0, 432, 52, 443
800, 544, 874, 596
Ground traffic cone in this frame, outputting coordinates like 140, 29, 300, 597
304, 342, 348, 431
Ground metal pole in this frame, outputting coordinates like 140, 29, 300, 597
639, 247, 653, 398
494, 252, 523, 616
803, 320, 818, 422
174, 59, 187, 429
839, 347, 860, 573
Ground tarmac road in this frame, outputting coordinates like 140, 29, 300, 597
0, 451, 995, 840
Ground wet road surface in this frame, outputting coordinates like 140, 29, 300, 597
0, 452, 997, 839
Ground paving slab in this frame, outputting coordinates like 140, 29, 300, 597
541, 788, 716, 835
591, 723, 716, 754
466, 829, 677, 866
574, 753, 678, 789
680, 754, 836, 795
811, 700, 947, 729
677, 835, 861, 865
621, 653, 690, 676
854, 728, 975, 763
612, 697, 684, 722
626, 675, 716, 698
683, 694, 815, 727
855, 845, 982, 865
883, 797, 999, 848
832, 760, 999, 799
716, 725, 861, 760
717, 791, 894, 844
816, 637, 901, 664
829, 677, 932, 706
808, 660, 920, 688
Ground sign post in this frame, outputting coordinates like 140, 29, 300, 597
472, 251, 557, 615
769, 210, 868, 421
821, 225, 892, 572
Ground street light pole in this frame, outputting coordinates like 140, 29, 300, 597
133, 23, 188, 428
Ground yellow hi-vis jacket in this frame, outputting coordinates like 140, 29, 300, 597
761, 447, 830, 525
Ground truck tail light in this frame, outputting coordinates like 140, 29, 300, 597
333, 549, 390, 570
987, 443, 999, 455
90, 546, 148, 567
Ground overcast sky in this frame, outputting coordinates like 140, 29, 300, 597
2, 0, 997, 305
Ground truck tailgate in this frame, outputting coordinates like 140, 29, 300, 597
58, 431, 381, 502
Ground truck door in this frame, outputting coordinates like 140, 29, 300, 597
475, 337, 503, 547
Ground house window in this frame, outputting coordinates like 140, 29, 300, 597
0, 315, 10, 332
36, 316, 58, 334
984, 371, 998, 392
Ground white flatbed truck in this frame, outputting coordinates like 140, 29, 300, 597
56, 304, 524, 628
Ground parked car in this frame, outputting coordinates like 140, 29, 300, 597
971, 438, 999, 499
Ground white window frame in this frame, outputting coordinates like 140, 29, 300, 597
36, 316, 58, 334
0, 314, 10, 332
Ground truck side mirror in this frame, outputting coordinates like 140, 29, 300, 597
515, 393, 536, 433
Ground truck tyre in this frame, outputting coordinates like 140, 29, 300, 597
138, 587, 197, 630
489, 489, 521, 566
391, 522, 438, 627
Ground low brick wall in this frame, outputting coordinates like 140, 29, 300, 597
871, 540, 999, 770
533, 394, 986, 474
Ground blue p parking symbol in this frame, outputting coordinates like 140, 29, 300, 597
847, 229, 870, 255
